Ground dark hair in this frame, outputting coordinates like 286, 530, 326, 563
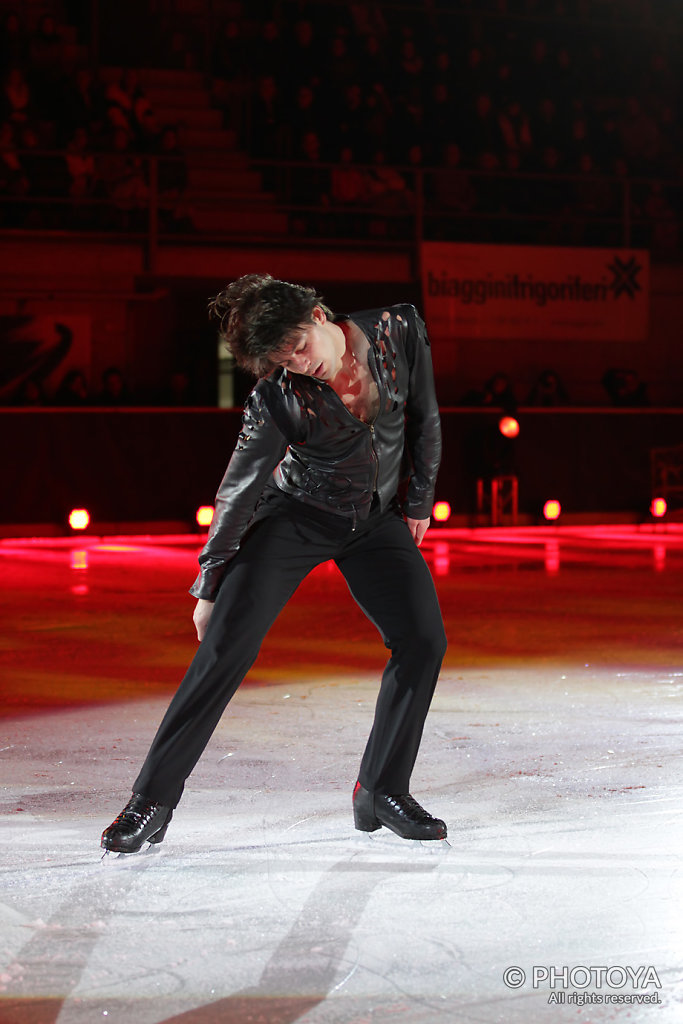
208, 273, 333, 376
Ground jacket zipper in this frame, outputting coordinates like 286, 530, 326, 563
368, 422, 379, 494
352, 422, 378, 533
314, 331, 382, 532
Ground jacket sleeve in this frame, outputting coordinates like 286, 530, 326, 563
189, 385, 288, 601
402, 304, 442, 519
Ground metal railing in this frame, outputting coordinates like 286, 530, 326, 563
1, 149, 681, 273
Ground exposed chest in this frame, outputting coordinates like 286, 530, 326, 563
329, 358, 380, 424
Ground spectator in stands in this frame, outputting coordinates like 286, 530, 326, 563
368, 148, 411, 211
2, 67, 32, 127
398, 37, 425, 97
290, 84, 321, 153
0, 11, 28, 67
527, 370, 570, 406
65, 127, 96, 198
618, 97, 660, 173
17, 125, 69, 226
290, 19, 321, 81
97, 366, 131, 405
291, 130, 330, 235
358, 34, 389, 89
252, 75, 284, 161
105, 69, 152, 143
498, 149, 534, 242
459, 372, 515, 411
470, 150, 502, 240
337, 84, 370, 160
137, 108, 164, 153
430, 143, 477, 230
497, 98, 533, 165
327, 33, 358, 95
212, 19, 244, 80
54, 368, 90, 406
601, 368, 650, 407
570, 152, 615, 244
95, 127, 149, 228
61, 68, 106, 144
167, 29, 200, 72
331, 145, 371, 206
422, 82, 456, 161
461, 372, 519, 480
464, 46, 488, 100
0, 120, 29, 216
159, 369, 193, 406
363, 83, 393, 158
533, 97, 563, 154
463, 94, 500, 164
12, 374, 46, 406
29, 13, 66, 77
29, 13, 68, 127
642, 181, 678, 250
430, 45, 452, 92
254, 20, 285, 81
553, 47, 577, 107
591, 113, 620, 171
533, 146, 571, 242
653, 103, 679, 176
526, 37, 551, 96
158, 126, 191, 232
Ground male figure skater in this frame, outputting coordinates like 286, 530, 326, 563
101, 274, 448, 852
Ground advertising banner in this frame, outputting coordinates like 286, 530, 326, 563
421, 242, 649, 342
0, 314, 92, 402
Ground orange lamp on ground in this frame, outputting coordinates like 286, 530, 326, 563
650, 497, 667, 518
68, 508, 90, 531
432, 501, 452, 523
498, 416, 520, 438
196, 505, 215, 528
543, 499, 561, 522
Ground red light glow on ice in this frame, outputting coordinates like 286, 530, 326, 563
498, 416, 520, 438
68, 509, 90, 531
432, 501, 452, 522
196, 505, 215, 527
543, 500, 561, 521
650, 497, 667, 518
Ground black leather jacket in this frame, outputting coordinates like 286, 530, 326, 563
190, 303, 441, 600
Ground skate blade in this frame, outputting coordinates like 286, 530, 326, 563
100, 841, 161, 863
357, 830, 452, 853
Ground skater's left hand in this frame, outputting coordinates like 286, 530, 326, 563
193, 598, 214, 642
405, 516, 430, 546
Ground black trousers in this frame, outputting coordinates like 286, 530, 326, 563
133, 495, 447, 808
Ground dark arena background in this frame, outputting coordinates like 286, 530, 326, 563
1, 2, 682, 1022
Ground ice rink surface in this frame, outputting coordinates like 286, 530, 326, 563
1, 525, 682, 1023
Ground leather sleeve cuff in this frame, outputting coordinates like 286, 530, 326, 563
188, 557, 231, 602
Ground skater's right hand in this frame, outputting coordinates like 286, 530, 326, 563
193, 598, 214, 642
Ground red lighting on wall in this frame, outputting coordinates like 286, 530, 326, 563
543, 499, 561, 521
196, 505, 215, 527
68, 508, 90, 530
650, 497, 667, 518
498, 416, 520, 438
432, 501, 452, 522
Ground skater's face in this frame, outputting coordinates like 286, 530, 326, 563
276, 306, 345, 382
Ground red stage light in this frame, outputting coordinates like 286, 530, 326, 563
498, 416, 520, 438
543, 499, 561, 521
650, 497, 667, 518
196, 505, 215, 527
432, 501, 452, 522
68, 508, 90, 531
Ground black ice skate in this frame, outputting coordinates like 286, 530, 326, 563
101, 793, 173, 854
353, 783, 447, 840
